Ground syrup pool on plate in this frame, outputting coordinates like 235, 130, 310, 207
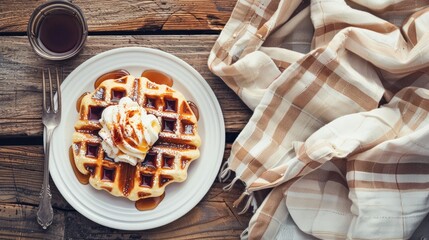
76, 92, 90, 112
69, 146, 90, 185
135, 193, 165, 211
187, 101, 199, 121
94, 69, 130, 88
141, 69, 173, 87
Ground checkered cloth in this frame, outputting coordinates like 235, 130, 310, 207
208, 0, 429, 239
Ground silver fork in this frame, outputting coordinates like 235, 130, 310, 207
37, 68, 62, 229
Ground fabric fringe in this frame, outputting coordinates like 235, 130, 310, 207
233, 190, 249, 207
251, 195, 258, 213
238, 192, 254, 214
234, 190, 255, 215
222, 177, 239, 191
218, 161, 255, 214
218, 161, 232, 182
240, 227, 249, 240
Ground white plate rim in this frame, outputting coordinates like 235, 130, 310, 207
49, 47, 225, 230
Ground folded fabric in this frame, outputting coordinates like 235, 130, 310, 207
208, 0, 429, 239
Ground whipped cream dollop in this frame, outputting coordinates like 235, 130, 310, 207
98, 97, 161, 166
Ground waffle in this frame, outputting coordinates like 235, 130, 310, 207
72, 75, 201, 201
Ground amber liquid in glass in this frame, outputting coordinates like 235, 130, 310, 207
38, 11, 82, 53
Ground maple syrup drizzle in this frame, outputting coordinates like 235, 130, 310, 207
71, 69, 196, 211
141, 69, 173, 87
69, 146, 90, 185
94, 69, 130, 89
76, 92, 90, 112
135, 193, 165, 211
187, 101, 199, 121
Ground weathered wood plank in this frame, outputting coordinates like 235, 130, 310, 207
0, 0, 235, 33
0, 35, 252, 137
0, 204, 65, 239
0, 145, 73, 210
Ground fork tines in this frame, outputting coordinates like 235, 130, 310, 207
42, 68, 62, 113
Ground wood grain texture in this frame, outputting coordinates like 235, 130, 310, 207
0, 145, 252, 239
0, 35, 252, 137
0, 204, 65, 239
0, 0, 236, 33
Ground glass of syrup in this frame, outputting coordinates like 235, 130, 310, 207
27, 0, 88, 60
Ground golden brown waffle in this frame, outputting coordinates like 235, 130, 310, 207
72, 75, 201, 201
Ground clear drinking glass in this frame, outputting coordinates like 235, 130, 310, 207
27, 0, 88, 60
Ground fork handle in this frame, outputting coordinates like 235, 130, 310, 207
37, 127, 54, 229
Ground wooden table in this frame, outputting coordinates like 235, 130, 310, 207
0, 1, 254, 239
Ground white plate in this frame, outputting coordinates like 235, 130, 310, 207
50, 47, 225, 230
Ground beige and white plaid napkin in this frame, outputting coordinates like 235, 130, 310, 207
208, 0, 429, 239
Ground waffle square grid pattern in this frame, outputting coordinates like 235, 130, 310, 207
72, 75, 201, 201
